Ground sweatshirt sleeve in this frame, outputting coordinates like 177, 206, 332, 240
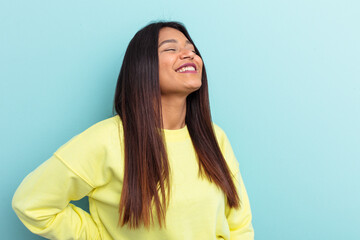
213, 124, 254, 240
12, 154, 100, 240
226, 169, 254, 240
11, 119, 115, 240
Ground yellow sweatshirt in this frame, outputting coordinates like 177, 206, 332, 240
12, 115, 254, 240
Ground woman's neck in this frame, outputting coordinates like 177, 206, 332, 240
161, 96, 187, 130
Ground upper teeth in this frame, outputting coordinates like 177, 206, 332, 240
177, 66, 196, 72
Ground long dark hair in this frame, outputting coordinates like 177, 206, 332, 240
113, 21, 240, 229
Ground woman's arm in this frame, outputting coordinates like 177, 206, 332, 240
225, 169, 254, 240
213, 123, 254, 239
12, 154, 100, 240
12, 118, 116, 239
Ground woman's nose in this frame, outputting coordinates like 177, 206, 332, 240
180, 48, 195, 59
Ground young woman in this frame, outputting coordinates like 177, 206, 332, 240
12, 21, 254, 240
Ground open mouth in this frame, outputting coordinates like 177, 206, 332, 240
175, 63, 197, 73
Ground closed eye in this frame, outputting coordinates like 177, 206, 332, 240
164, 49, 176, 51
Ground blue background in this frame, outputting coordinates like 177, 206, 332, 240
1, 0, 359, 239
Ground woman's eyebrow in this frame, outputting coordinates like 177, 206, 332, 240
158, 39, 192, 48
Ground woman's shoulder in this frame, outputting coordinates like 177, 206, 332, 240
56, 115, 122, 152
211, 122, 229, 148
53, 115, 123, 186
87, 115, 121, 133
212, 122, 240, 173
78, 115, 121, 139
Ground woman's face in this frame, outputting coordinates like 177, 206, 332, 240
158, 27, 203, 97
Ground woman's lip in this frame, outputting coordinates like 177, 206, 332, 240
175, 63, 197, 71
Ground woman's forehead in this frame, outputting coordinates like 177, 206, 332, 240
159, 27, 189, 42
158, 28, 194, 49
158, 39, 192, 48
